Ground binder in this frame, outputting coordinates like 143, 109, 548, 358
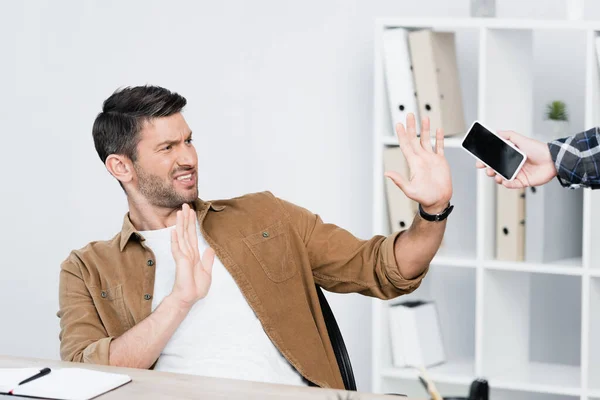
383, 147, 417, 232
389, 300, 446, 368
382, 28, 420, 133
408, 30, 466, 137
525, 184, 583, 263
496, 186, 525, 261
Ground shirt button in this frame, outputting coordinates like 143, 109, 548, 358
101, 291, 107, 298
147, 259, 154, 267
144, 294, 152, 301
262, 231, 269, 238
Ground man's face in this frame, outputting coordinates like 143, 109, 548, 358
132, 113, 198, 208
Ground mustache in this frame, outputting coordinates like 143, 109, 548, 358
171, 167, 196, 178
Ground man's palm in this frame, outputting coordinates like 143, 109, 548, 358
385, 114, 453, 211
170, 204, 215, 307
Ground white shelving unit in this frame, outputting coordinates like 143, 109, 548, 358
371, 18, 600, 400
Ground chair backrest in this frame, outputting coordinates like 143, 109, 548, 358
315, 285, 356, 391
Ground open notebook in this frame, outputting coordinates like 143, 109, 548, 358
0, 368, 131, 400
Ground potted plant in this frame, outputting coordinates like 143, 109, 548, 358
543, 100, 569, 139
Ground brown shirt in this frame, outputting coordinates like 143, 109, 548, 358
57, 191, 427, 389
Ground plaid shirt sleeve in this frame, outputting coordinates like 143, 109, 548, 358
548, 127, 600, 190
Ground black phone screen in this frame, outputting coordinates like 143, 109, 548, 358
462, 122, 525, 180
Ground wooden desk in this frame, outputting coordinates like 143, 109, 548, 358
0, 356, 414, 399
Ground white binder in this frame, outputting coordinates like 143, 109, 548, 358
389, 300, 446, 368
408, 30, 466, 137
496, 186, 526, 261
382, 28, 420, 134
383, 147, 417, 232
525, 184, 583, 263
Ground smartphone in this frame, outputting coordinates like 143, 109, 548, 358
461, 121, 527, 181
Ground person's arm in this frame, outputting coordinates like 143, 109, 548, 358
391, 211, 446, 279
548, 127, 600, 189
384, 115, 451, 279
476, 128, 600, 190
59, 204, 215, 368
107, 295, 191, 368
278, 114, 451, 299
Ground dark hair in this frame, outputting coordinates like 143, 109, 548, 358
92, 85, 187, 164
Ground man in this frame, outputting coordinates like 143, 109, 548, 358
477, 128, 600, 189
58, 86, 453, 389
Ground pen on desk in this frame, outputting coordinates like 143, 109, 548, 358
416, 366, 443, 400
19, 367, 51, 385
8, 367, 52, 394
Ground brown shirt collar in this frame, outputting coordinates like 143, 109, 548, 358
118, 198, 226, 252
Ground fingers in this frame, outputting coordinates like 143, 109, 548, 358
497, 130, 523, 148
476, 161, 485, 169
486, 168, 495, 177
177, 206, 192, 257
420, 117, 432, 152
202, 247, 216, 275
187, 206, 199, 260
182, 204, 189, 250
405, 113, 421, 153
170, 229, 183, 258
384, 171, 413, 197
496, 130, 513, 140
406, 113, 418, 140
502, 179, 525, 189
435, 128, 444, 155
495, 174, 503, 185
395, 122, 416, 162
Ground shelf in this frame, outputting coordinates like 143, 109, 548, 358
381, 134, 464, 148
589, 390, 600, 399
589, 190, 600, 269
386, 267, 476, 370
377, 17, 600, 31
489, 388, 579, 400
380, 361, 582, 397
482, 270, 581, 396
432, 247, 477, 268
373, 18, 596, 397
483, 258, 583, 276
431, 255, 477, 268
487, 362, 581, 396
589, 277, 600, 391
380, 358, 474, 385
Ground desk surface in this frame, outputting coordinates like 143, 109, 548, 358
0, 355, 416, 400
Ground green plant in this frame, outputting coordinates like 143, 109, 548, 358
545, 100, 568, 121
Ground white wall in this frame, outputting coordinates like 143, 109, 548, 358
0, 0, 595, 392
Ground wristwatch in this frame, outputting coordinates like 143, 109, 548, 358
418, 203, 454, 222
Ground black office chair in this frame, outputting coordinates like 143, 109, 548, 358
315, 285, 357, 391
314, 286, 407, 397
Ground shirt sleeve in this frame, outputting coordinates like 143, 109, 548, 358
276, 196, 427, 300
57, 256, 114, 365
548, 127, 600, 189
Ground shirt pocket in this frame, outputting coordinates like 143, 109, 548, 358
243, 220, 297, 282
90, 284, 133, 333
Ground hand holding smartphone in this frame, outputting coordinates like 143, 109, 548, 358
461, 121, 528, 181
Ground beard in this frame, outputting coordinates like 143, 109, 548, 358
133, 163, 198, 209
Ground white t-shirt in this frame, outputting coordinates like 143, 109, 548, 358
139, 221, 306, 386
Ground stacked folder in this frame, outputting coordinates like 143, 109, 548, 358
383, 147, 418, 232
382, 28, 465, 233
495, 184, 583, 262
382, 28, 466, 138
